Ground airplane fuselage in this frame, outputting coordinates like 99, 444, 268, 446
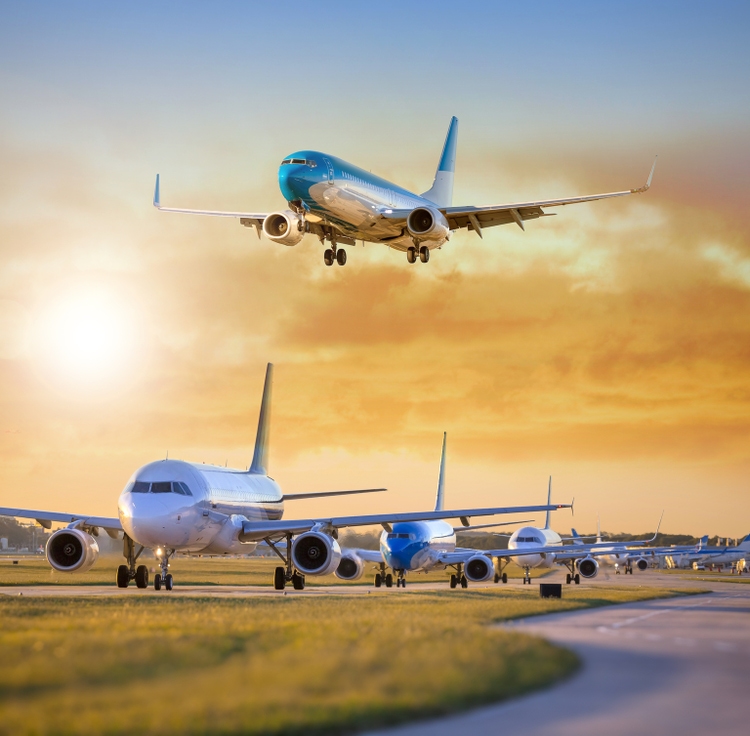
117, 459, 283, 554
507, 525, 563, 569
278, 152, 450, 252
380, 520, 456, 572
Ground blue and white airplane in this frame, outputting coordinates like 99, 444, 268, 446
0, 365, 566, 591
154, 117, 657, 266
335, 433, 544, 589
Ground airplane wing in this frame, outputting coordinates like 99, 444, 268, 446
153, 175, 269, 229
0, 507, 123, 534
442, 157, 657, 236
239, 502, 571, 541
282, 488, 386, 501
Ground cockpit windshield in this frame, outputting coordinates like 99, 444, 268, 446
128, 481, 193, 496
386, 532, 415, 541
517, 536, 542, 544
280, 158, 315, 167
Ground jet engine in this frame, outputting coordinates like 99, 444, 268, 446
576, 556, 599, 579
334, 551, 365, 581
635, 557, 649, 571
464, 555, 494, 583
291, 531, 342, 576
262, 210, 306, 246
406, 207, 450, 243
46, 528, 100, 573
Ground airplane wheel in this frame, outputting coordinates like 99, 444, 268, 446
401, 579, 406, 588
574, 574, 580, 585
135, 565, 149, 589
493, 573, 500, 584
336, 248, 347, 266
292, 572, 305, 590
154, 573, 162, 591
274, 566, 286, 590
165, 574, 174, 591
450, 574, 457, 589
116, 564, 130, 588
374, 574, 382, 588
419, 245, 430, 263
502, 573, 508, 584
460, 575, 468, 589
324, 249, 334, 266
406, 246, 416, 264
566, 574, 572, 585
385, 573, 393, 588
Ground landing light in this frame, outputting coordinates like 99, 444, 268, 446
156, 547, 163, 557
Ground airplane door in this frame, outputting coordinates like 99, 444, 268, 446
323, 157, 334, 186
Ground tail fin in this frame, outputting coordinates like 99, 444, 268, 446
737, 533, 750, 550
421, 117, 458, 208
571, 528, 584, 545
698, 534, 708, 549
434, 432, 447, 512
249, 363, 273, 475
597, 514, 602, 544
544, 477, 552, 530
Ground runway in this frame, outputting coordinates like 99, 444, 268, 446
367, 576, 750, 736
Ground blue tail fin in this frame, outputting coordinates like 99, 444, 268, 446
421, 117, 458, 208
571, 528, 584, 545
434, 432, 447, 512
544, 476, 552, 530
737, 533, 750, 550
249, 363, 273, 475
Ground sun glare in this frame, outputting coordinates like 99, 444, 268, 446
33, 290, 138, 391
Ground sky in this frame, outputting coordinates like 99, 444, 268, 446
0, 1, 749, 536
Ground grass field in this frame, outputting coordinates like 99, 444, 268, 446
0, 555, 550, 587
0, 586, 698, 735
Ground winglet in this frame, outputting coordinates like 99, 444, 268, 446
434, 432, 447, 512
632, 156, 658, 194
646, 510, 665, 542
249, 363, 273, 475
153, 174, 161, 209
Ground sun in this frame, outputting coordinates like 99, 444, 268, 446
32, 289, 139, 391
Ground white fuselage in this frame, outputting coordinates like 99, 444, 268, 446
507, 525, 562, 569
117, 459, 283, 554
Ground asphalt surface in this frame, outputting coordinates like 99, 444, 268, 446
367, 572, 750, 736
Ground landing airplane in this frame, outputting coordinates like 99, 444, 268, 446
335, 433, 547, 589
0, 365, 567, 592
154, 117, 657, 266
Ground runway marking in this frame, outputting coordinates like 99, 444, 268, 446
602, 597, 712, 631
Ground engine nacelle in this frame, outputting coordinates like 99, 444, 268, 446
464, 555, 494, 583
406, 207, 450, 243
46, 528, 99, 573
291, 531, 342, 576
335, 551, 365, 581
262, 210, 306, 246
635, 557, 649, 571
576, 556, 599, 579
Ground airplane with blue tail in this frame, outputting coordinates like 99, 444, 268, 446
154, 117, 657, 266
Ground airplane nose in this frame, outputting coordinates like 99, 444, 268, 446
119, 494, 170, 546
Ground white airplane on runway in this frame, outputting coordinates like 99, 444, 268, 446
334, 433, 547, 589
489, 481, 665, 584
670, 535, 750, 570
154, 117, 657, 266
0, 365, 567, 592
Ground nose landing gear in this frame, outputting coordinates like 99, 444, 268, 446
154, 548, 175, 591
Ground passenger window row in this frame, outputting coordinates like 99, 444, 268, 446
129, 481, 193, 496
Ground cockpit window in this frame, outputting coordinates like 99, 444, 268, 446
517, 536, 543, 544
281, 158, 312, 166
386, 533, 414, 540
129, 481, 193, 495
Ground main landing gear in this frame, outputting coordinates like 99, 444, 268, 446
493, 559, 509, 584
449, 563, 468, 589
406, 245, 430, 264
565, 573, 581, 585
154, 548, 175, 591
267, 533, 306, 591
323, 244, 347, 266
115, 534, 149, 589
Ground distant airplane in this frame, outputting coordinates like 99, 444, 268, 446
335, 433, 541, 589
154, 117, 657, 266
489, 480, 666, 584
668, 534, 750, 570
0, 366, 567, 591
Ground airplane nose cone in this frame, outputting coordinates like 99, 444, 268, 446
119, 494, 171, 547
